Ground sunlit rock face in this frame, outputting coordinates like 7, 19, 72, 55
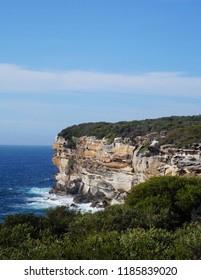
51, 134, 201, 207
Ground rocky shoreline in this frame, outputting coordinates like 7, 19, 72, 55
51, 132, 201, 207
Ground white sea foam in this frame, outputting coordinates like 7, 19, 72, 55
24, 187, 101, 213
27, 187, 51, 195
25, 195, 74, 210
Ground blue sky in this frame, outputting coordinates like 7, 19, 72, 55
0, 0, 201, 145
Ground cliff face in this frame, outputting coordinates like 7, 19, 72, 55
52, 133, 201, 207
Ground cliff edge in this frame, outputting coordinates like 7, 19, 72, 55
51, 116, 201, 207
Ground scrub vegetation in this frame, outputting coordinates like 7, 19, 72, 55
59, 115, 201, 148
1, 176, 201, 259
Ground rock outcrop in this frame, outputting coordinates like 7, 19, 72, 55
51, 133, 201, 207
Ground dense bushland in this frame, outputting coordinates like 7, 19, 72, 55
1, 176, 201, 259
59, 115, 201, 148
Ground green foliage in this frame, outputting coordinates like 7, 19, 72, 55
171, 222, 201, 260
159, 123, 201, 147
4, 213, 41, 229
65, 231, 122, 260
1, 176, 201, 259
44, 206, 80, 236
67, 205, 139, 240
126, 176, 201, 229
58, 115, 201, 148
136, 144, 150, 156
120, 227, 174, 259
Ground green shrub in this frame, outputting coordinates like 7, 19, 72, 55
126, 176, 201, 229
172, 222, 201, 259
159, 123, 201, 147
59, 115, 201, 148
44, 206, 80, 236
120, 227, 174, 259
63, 231, 121, 260
1, 175, 201, 260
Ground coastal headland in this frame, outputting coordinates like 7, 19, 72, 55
51, 115, 201, 207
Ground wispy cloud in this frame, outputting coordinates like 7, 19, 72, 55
0, 63, 201, 98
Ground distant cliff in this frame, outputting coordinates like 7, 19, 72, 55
51, 116, 201, 207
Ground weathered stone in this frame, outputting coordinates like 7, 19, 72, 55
66, 179, 83, 195
73, 193, 93, 204
52, 135, 201, 207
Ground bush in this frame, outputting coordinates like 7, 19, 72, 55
62, 231, 122, 260
126, 176, 201, 229
59, 115, 201, 148
120, 227, 174, 259
1, 176, 201, 259
44, 206, 79, 236
172, 222, 201, 259
67, 204, 140, 240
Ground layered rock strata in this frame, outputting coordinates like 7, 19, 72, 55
51, 134, 201, 207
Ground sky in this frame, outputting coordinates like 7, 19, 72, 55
0, 0, 201, 145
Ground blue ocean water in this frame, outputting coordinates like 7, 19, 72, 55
0, 145, 99, 223
0, 145, 60, 222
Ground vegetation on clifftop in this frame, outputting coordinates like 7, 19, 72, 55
1, 176, 201, 260
58, 115, 201, 148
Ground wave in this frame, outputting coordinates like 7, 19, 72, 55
24, 195, 74, 210
27, 187, 51, 195
23, 187, 102, 213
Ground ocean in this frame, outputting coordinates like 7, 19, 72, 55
0, 145, 96, 223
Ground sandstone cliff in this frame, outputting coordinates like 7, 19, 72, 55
51, 131, 201, 207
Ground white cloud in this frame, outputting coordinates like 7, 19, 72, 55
0, 63, 201, 97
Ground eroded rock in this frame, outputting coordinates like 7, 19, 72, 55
51, 134, 201, 207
